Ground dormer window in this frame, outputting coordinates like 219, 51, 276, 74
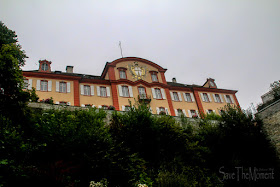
38, 60, 52, 72
151, 73, 158, 82
42, 63, 48, 71
149, 71, 159, 82
120, 70, 126, 79
117, 67, 127, 79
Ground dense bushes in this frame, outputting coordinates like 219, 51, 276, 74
0, 103, 279, 186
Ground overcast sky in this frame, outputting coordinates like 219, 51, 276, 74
1, 0, 279, 110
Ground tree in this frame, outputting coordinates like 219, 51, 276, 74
270, 80, 280, 100
0, 21, 28, 119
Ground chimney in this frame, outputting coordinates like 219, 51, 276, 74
172, 77, 177, 83
66, 66, 73, 73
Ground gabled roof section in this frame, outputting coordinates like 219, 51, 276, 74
101, 57, 167, 79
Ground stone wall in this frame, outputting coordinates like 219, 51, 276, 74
257, 100, 280, 157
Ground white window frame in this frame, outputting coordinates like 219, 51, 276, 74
119, 70, 126, 79
59, 82, 67, 93
138, 87, 146, 99
100, 86, 107, 97
214, 94, 221, 103
173, 92, 179, 101
84, 85, 91, 96
202, 93, 209, 102
40, 80, 48, 91
122, 86, 129, 97
42, 63, 48, 71
151, 73, 158, 82
155, 88, 162, 99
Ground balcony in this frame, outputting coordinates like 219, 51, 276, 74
138, 94, 151, 104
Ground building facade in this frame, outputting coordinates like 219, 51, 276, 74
23, 57, 239, 117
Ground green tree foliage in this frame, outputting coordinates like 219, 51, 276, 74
0, 21, 28, 120
270, 80, 280, 100
198, 104, 280, 186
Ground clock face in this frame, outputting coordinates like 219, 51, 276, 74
128, 62, 147, 80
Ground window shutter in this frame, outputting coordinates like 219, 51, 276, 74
67, 82, 71, 93
170, 91, 174, 100
118, 85, 123, 97
213, 110, 216, 113
183, 93, 187, 101
67, 102, 71, 105
36, 80, 40, 90
188, 110, 191, 117
80, 85, 84, 95
97, 86, 100, 96
230, 95, 234, 104
161, 88, 166, 99
178, 92, 182, 101
174, 109, 178, 116
220, 94, 224, 102
106, 87, 110, 97
91, 86, 95, 96
165, 108, 169, 115
156, 107, 159, 114
206, 110, 209, 114
149, 107, 152, 113
129, 86, 133, 97
56, 81, 59, 92
207, 93, 212, 102
48, 81, 52, 91
213, 94, 217, 102
182, 109, 187, 117
122, 105, 125, 111
81, 104, 85, 107
152, 88, 156, 99
190, 93, 195, 102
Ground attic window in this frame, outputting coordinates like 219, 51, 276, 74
42, 63, 48, 71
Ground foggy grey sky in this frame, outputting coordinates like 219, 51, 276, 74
1, 0, 280, 110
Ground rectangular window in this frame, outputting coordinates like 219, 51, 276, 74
190, 110, 197, 118
120, 70, 126, 79
59, 82, 66, 93
151, 74, 158, 82
203, 93, 209, 102
178, 109, 183, 116
155, 88, 162, 99
207, 109, 213, 114
226, 95, 232, 103
185, 93, 192, 102
138, 87, 146, 99
159, 107, 165, 112
215, 94, 221, 103
173, 92, 179, 101
84, 85, 91, 96
100, 86, 107, 97
122, 86, 129, 97
40, 80, 48, 91
125, 105, 131, 111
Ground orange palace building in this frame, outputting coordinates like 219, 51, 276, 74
23, 57, 239, 117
